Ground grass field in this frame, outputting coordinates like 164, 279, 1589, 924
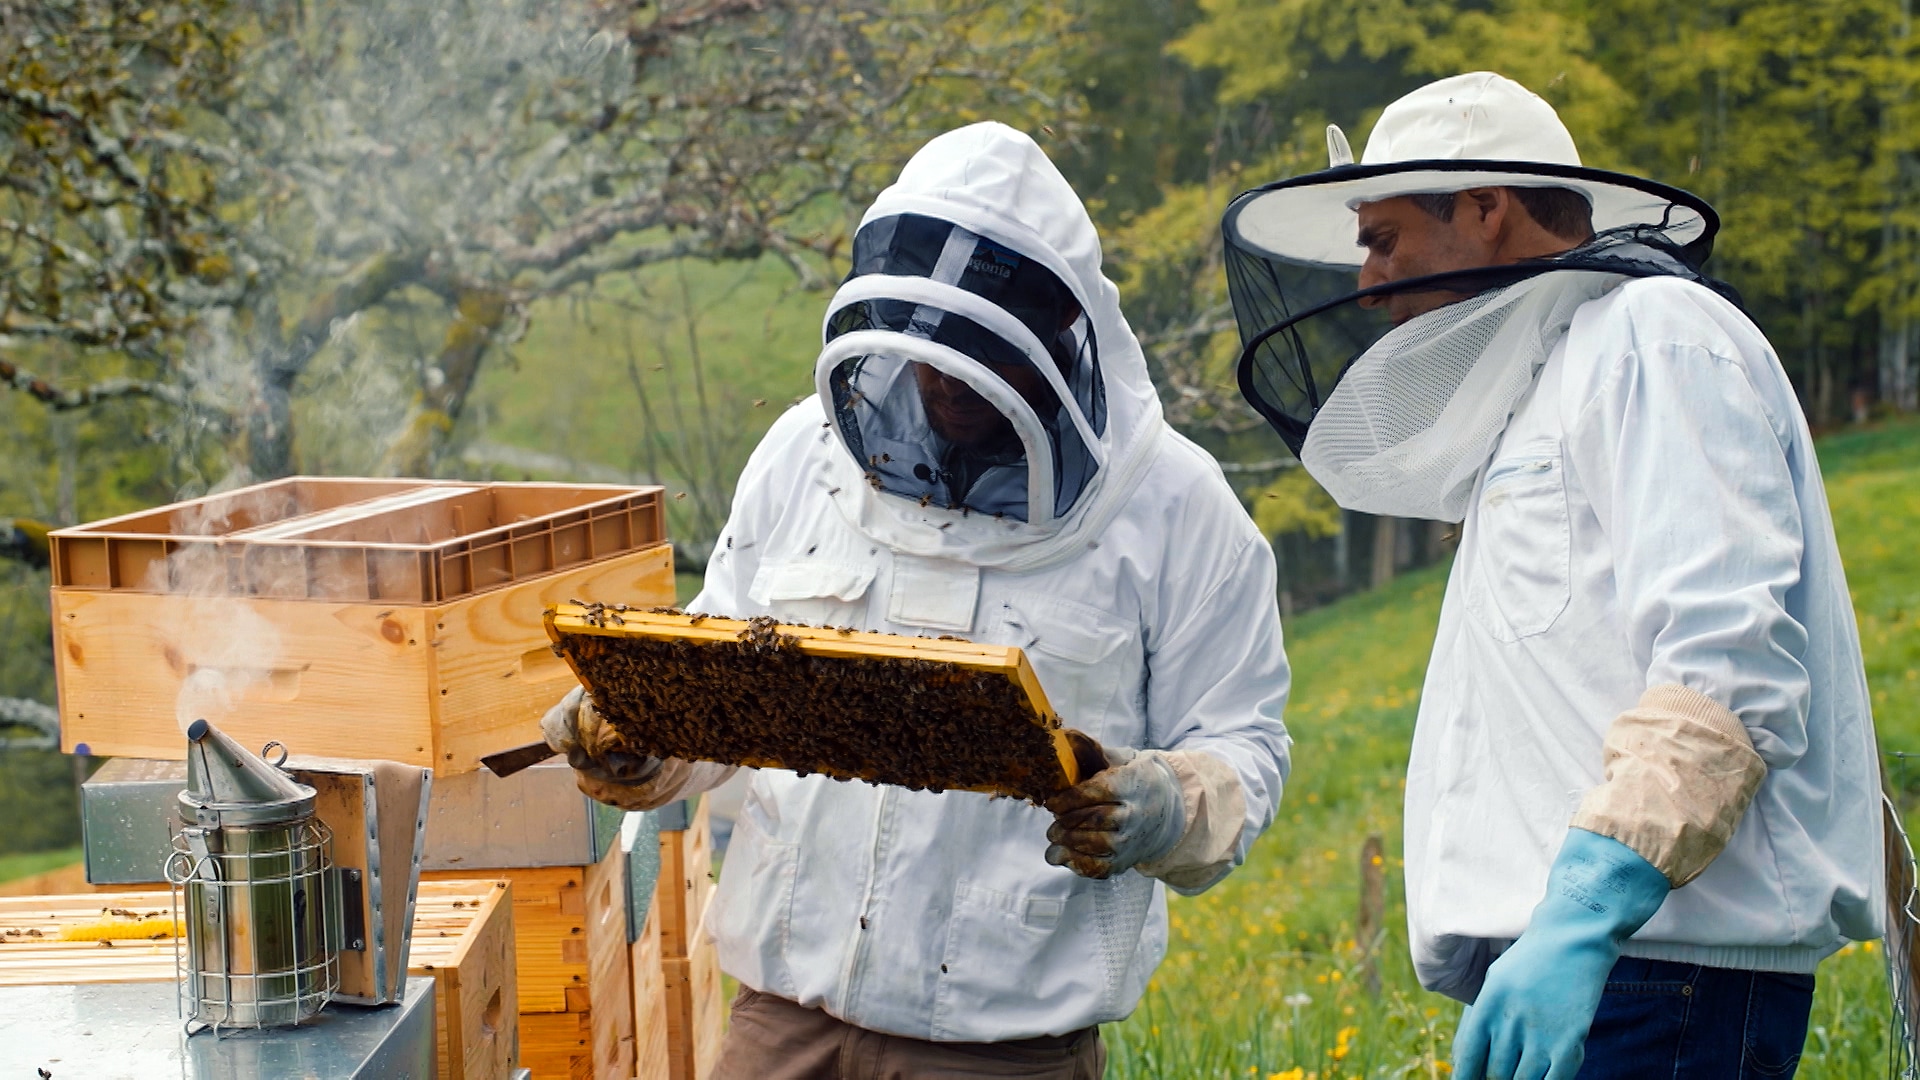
1102, 416, 1920, 1079
0, 847, 82, 885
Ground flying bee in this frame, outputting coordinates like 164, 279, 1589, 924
919, 493, 933, 508
939, 522, 953, 530
827, 487, 841, 496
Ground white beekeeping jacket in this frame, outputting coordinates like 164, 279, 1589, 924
1405, 275, 1884, 1001
669, 123, 1294, 1041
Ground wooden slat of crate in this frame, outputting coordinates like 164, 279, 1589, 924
662, 940, 724, 1080
425, 865, 585, 1015
54, 542, 674, 774
415, 880, 519, 1080
0, 881, 516, 1080
632, 887, 670, 1080
657, 799, 714, 960
521, 1009, 593, 1080
584, 839, 636, 1080
656, 799, 724, 1080
425, 840, 634, 1078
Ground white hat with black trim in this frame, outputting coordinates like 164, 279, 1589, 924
1221, 71, 1726, 457
1226, 71, 1717, 270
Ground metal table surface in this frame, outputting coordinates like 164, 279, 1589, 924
0, 975, 436, 1079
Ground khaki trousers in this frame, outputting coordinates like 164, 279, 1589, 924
712, 986, 1107, 1080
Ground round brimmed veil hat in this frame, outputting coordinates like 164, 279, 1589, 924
1222, 72, 1724, 456
1225, 71, 1718, 270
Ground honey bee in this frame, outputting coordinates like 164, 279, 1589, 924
919, 493, 933, 508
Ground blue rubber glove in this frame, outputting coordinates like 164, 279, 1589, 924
1452, 828, 1670, 1080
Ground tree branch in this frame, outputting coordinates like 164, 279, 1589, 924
0, 354, 189, 410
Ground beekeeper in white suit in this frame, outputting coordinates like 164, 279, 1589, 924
545, 121, 1292, 1078
1222, 72, 1882, 1079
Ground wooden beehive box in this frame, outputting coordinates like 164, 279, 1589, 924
657, 797, 725, 1080
547, 606, 1102, 802
427, 832, 635, 1079
0, 879, 518, 1080
49, 477, 673, 774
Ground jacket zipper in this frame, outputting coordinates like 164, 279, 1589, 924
838, 785, 894, 1014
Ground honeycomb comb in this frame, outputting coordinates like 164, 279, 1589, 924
543, 604, 1102, 802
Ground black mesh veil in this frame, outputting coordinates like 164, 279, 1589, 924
1221, 169, 1727, 456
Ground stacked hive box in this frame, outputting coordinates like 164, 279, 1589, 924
49, 477, 672, 773
55, 477, 679, 1078
655, 798, 726, 1080
0, 880, 517, 1080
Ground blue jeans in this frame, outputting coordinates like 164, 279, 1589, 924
1576, 958, 1815, 1079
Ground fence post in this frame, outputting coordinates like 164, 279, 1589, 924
1358, 833, 1386, 997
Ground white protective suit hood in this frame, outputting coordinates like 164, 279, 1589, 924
815, 122, 1165, 572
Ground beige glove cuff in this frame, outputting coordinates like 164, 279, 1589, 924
577, 758, 739, 812
1570, 684, 1767, 888
1135, 749, 1248, 894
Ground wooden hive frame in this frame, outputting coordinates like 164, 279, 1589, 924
0, 880, 518, 1080
545, 605, 1103, 801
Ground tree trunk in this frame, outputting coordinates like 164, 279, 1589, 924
381, 288, 510, 477
1370, 513, 1398, 590
248, 249, 430, 479
1888, 315, 1918, 413
1334, 509, 1352, 595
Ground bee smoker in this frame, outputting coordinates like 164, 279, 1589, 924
165, 718, 342, 1033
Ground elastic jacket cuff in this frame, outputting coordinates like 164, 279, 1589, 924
1135, 749, 1248, 894
1570, 684, 1767, 888
577, 758, 738, 812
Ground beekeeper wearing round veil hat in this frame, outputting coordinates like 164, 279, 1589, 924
539, 120, 1294, 1078
1221, 72, 1883, 1079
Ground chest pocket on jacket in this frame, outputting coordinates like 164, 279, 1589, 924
989, 595, 1139, 742
748, 558, 875, 628
1464, 445, 1572, 642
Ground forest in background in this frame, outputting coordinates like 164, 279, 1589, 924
5, 0, 1920, 853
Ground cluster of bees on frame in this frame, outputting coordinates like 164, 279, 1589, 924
551, 610, 1071, 802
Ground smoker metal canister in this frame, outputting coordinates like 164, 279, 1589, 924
165, 719, 341, 1033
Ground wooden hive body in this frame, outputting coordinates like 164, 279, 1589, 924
49, 478, 673, 774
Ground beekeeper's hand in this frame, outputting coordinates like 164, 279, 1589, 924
1043, 746, 1186, 879
1452, 829, 1670, 1080
541, 685, 663, 804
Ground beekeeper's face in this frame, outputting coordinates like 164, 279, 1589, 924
1353, 192, 1502, 324
913, 355, 1057, 449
